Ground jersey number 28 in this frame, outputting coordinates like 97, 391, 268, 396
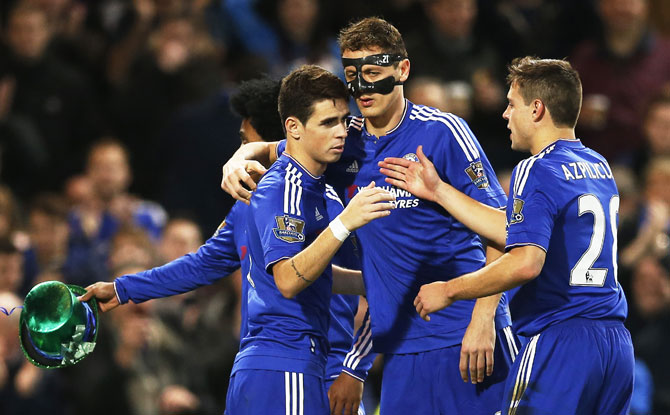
570, 194, 620, 287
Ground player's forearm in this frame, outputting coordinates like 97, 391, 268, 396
470, 245, 505, 319
234, 141, 278, 168
273, 228, 343, 298
447, 246, 545, 301
433, 182, 507, 247
115, 248, 239, 304
332, 265, 365, 295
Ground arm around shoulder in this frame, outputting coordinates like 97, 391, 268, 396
221, 141, 280, 202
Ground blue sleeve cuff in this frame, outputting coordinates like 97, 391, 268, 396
341, 368, 366, 382
114, 278, 129, 304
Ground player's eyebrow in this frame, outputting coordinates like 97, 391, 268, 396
320, 112, 350, 126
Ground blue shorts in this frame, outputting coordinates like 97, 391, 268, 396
225, 369, 328, 414
325, 376, 366, 415
380, 325, 519, 415
502, 318, 634, 415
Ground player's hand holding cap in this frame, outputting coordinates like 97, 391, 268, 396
19, 280, 99, 369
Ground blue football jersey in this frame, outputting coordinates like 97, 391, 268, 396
235, 153, 342, 378
116, 195, 374, 383
281, 101, 511, 354
505, 139, 628, 337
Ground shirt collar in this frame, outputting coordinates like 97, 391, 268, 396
278, 152, 325, 184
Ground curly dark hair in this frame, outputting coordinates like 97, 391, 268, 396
230, 76, 284, 142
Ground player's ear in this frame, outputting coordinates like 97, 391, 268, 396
285, 116, 302, 140
399, 59, 410, 82
532, 99, 545, 122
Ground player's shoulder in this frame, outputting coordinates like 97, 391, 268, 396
407, 103, 469, 133
511, 145, 563, 196
253, 160, 294, 203
407, 103, 482, 155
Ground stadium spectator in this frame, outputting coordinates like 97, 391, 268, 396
479, 0, 599, 63
620, 157, 670, 269
0, 238, 23, 294
152, 90, 240, 234
0, 2, 100, 198
68, 139, 166, 284
404, 0, 506, 115
629, 255, 670, 413
158, 218, 202, 263
21, 194, 99, 294
405, 77, 454, 114
109, 15, 222, 197
572, 0, 670, 162
0, 290, 65, 415
632, 88, 670, 174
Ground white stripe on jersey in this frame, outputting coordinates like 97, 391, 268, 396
508, 334, 540, 415
285, 372, 290, 415
325, 184, 344, 207
410, 106, 479, 162
343, 314, 373, 370
292, 372, 298, 415
284, 164, 303, 215
298, 373, 304, 415
348, 116, 364, 131
412, 105, 480, 157
503, 326, 519, 361
513, 145, 555, 197
284, 371, 305, 415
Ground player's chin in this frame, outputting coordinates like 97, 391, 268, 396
325, 151, 343, 163
357, 103, 379, 117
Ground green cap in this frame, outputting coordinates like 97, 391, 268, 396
20, 281, 98, 369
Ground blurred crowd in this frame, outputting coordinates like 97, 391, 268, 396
0, 0, 670, 414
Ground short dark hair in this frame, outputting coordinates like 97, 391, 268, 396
278, 65, 349, 125
507, 57, 582, 128
338, 17, 407, 58
230, 76, 283, 142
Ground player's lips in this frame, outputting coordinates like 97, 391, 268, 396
358, 97, 374, 108
331, 145, 345, 153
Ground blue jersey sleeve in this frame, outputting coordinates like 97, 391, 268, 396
115, 206, 243, 304
505, 162, 559, 252
250, 183, 306, 272
341, 309, 375, 381
433, 115, 506, 209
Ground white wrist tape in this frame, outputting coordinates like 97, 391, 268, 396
329, 216, 351, 242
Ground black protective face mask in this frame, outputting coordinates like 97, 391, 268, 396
341, 54, 405, 97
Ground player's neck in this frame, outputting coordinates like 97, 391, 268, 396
365, 93, 406, 137
530, 127, 577, 155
